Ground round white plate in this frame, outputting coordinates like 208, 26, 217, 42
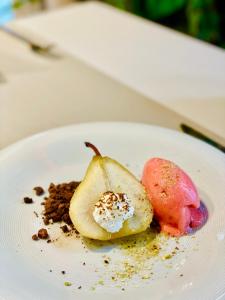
0, 122, 225, 300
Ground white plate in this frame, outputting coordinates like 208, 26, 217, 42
0, 122, 225, 300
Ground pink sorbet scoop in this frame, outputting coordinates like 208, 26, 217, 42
142, 158, 207, 236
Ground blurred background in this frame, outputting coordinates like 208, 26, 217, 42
0, 0, 225, 48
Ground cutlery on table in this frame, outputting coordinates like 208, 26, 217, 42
0, 26, 61, 59
181, 123, 225, 153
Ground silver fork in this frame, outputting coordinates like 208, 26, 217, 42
0, 26, 61, 59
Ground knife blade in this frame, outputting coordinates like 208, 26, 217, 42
180, 124, 225, 153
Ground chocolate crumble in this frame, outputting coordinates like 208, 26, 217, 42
33, 186, 45, 196
60, 225, 69, 233
42, 181, 80, 226
38, 228, 49, 239
24, 197, 33, 204
32, 234, 39, 241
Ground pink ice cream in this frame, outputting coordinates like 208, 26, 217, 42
142, 158, 207, 236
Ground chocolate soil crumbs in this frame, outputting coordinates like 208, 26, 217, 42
33, 186, 45, 196
60, 225, 69, 233
38, 228, 49, 239
42, 181, 80, 226
24, 197, 33, 204
32, 234, 39, 241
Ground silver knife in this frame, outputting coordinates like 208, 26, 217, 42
180, 124, 225, 153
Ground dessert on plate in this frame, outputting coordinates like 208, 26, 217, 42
69, 143, 207, 241
142, 158, 208, 236
69, 143, 153, 240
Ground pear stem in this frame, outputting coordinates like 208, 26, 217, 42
85, 142, 102, 156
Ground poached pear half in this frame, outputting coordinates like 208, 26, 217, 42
69, 143, 153, 240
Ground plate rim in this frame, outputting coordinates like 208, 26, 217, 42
1, 121, 224, 160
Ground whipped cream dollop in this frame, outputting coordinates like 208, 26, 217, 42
93, 191, 134, 233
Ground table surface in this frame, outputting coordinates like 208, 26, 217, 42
1, 1, 225, 147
